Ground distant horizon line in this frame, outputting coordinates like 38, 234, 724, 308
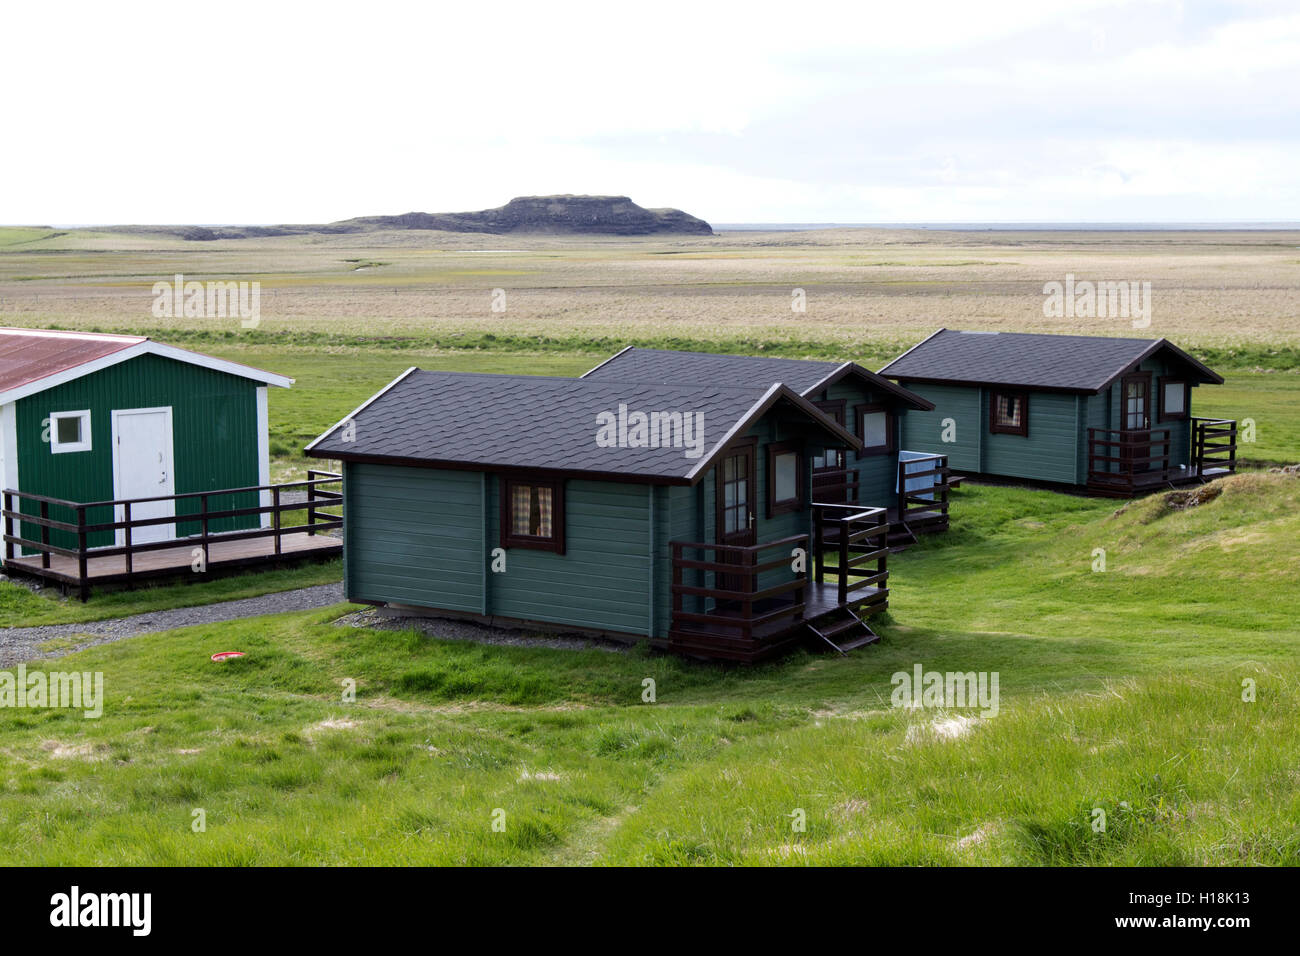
15, 219, 1300, 232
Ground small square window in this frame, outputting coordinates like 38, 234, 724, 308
1159, 379, 1188, 421
989, 392, 1029, 436
854, 404, 894, 457
50, 410, 92, 453
766, 442, 803, 517
500, 477, 565, 553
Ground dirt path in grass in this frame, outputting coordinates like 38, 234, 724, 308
0, 583, 345, 666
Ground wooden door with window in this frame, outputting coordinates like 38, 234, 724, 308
1122, 373, 1152, 472
714, 440, 756, 601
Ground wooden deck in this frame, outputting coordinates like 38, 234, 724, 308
668, 506, 892, 662
2, 471, 343, 597
667, 579, 887, 662
1087, 464, 1233, 497
5, 529, 340, 586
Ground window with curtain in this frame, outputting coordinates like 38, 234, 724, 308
501, 477, 565, 552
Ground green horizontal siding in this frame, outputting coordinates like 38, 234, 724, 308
487, 477, 652, 635
344, 463, 484, 612
897, 383, 981, 471
984, 389, 1078, 484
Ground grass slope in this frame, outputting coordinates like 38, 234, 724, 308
1, 476, 1296, 865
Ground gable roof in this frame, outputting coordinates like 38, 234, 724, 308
0, 327, 293, 404
581, 347, 934, 410
878, 329, 1223, 394
306, 369, 862, 485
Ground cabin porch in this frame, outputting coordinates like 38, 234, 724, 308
1086, 418, 1237, 497
811, 451, 953, 548
667, 505, 890, 662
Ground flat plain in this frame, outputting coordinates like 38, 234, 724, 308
0, 224, 1296, 865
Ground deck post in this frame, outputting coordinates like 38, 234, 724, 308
200, 493, 210, 570
124, 500, 133, 576
273, 485, 282, 556
306, 470, 317, 536
812, 506, 824, 584
76, 505, 88, 601
39, 501, 50, 570
3, 491, 12, 564
837, 516, 849, 605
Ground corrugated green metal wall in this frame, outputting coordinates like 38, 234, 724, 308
15, 354, 262, 548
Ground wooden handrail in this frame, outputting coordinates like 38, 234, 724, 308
0, 471, 344, 600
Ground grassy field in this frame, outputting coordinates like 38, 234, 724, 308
1, 475, 1296, 865
2, 226, 1300, 365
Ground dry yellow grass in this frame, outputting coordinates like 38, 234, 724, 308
1, 226, 1297, 354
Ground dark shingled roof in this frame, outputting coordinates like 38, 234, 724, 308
879, 329, 1223, 393
582, 347, 933, 410
306, 369, 860, 483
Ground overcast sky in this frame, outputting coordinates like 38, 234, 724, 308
5, 0, 1298, 225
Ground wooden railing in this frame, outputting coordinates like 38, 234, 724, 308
1192, 418, 1238, 477
1087, 427, 1171, 490
810, 466, 860, 504
897, 453, 950, 529
2, 471, 342, 599
670, 534, 810, 642
811, 504, 890, 606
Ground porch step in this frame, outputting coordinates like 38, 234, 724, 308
806, 607, 880, 655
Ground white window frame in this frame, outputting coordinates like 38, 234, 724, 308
50, 409, 92, 453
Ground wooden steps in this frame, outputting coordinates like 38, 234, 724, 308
806, 607, 880, 654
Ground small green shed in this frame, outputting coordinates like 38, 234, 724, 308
879, 329, 1236, 495
0, 327, 293, 554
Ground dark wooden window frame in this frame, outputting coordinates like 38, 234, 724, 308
989, 390, 1030, 437
500, 476, 566, 554
765, 441, 803, 518
854, 403, 894, 458
813, 399, 846, 425
1157, 376, 1189, 423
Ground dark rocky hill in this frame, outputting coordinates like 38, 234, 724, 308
105, 196, 714, 240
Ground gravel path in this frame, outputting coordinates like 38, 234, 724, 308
0, 583, 345, 666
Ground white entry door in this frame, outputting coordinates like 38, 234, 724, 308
112, 407, 176, 545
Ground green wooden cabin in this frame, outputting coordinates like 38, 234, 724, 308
583, 348, 951, 536
308, 362, 931, 661
0, 327, 292, 556
879, 329, 1235, 495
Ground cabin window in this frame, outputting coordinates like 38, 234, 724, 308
500, 477, 565, 553
854, 404, 893, 457
989, 392, 1029, 436
49, 410, 92, 453
766, 441, 802, 517
1159, 378, 1188, 421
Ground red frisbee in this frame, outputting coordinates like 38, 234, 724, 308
210, 651, 245, 662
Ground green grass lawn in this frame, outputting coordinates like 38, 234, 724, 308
2, 475, 1296, 865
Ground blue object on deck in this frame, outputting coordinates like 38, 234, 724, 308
897, 450, 941, 499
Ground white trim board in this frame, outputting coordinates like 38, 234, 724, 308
256, 386, 271, 528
